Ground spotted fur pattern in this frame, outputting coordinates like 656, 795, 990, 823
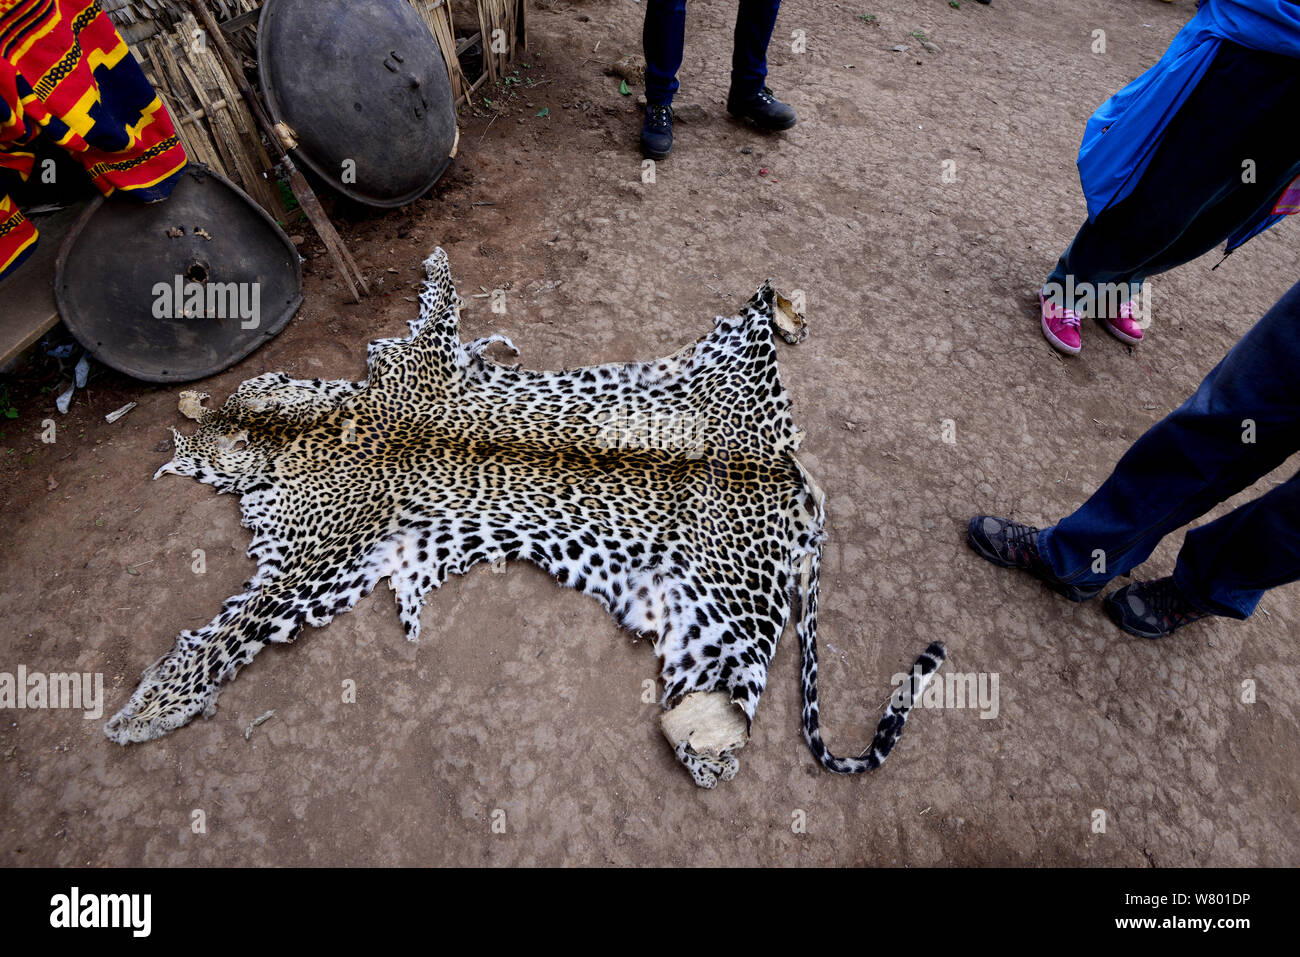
104, 248, 944, 785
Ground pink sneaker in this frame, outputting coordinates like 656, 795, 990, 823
1039, 290, 1082, 355
1102, 300, 1145, 345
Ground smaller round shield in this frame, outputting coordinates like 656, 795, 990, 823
258, 0, 458, 208
55, 166, 302, 383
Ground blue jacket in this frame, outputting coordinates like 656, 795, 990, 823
1078, 0, 1300, 251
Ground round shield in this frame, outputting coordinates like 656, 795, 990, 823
54, 165, 302, 383
257, 0, 458, 208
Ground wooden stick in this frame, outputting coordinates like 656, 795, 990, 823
185, 0, 368, 301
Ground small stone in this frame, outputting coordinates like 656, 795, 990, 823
891, 44, 910, 52
921, 41, 941, 53
673, 102, 707, 123
289, 234, 305, 245
739, 145, 752, 154
46, 475, 58, 491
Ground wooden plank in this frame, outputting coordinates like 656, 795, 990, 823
219, 9, 260, 34
176, 12, 279, 214
0, 206, 86, 369
148, 35, 226, 177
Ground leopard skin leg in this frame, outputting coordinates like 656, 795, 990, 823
674, 741, 740, 789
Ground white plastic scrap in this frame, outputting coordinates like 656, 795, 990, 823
243, 709, 276, 741
53, 349, 90, 414
104, 402, 137, 424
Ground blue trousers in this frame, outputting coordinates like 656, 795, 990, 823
643, 0, 783, 106
1044, 41, 1300, 309
1039, 280, 1300, 618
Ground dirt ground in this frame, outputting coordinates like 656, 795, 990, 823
2, 0, 1297, 867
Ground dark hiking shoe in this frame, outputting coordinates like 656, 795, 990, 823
641, 104, 674, 159
726, 85, 797, 131
1104, 577, 1211, 639
967, 515, 1104, 602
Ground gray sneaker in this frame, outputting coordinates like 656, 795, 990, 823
1104, 577, 1210, 639
967, 515, 1104, 602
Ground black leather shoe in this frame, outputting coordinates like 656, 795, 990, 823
640, 104, 674, 159
726, 85, 797, 131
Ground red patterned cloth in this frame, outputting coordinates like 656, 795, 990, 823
1272, 172, 1300, 217
1, 0, 187, 280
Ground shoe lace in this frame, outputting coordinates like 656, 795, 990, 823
1114, 300, 1144, 324
1003, 521, 1041, 562
645, 104, 672, 129
1142, 579, 1204, 627
1044, 301, 1082, 329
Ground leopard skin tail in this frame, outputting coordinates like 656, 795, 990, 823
794, 550, 946, 774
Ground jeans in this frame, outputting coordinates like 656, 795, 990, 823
1038, 280, 1300, 618
643, 0, 783, 106
1044, 41, 1300, 310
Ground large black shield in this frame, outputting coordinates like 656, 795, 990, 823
257, 0, 458, 208
54, 165, 302, 383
